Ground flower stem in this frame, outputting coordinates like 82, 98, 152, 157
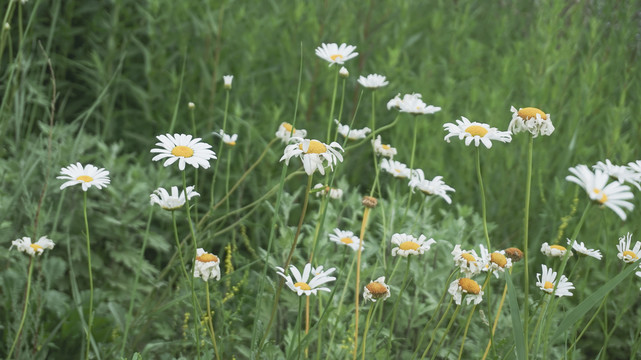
482, 268, 512, 360
326, 67, 339, 143
205, 282, 221, 360
209, 88, 231, 209
457, 305, 477, 360
352, 206, 372, 360
403, 117, 419, 220
419, 299, 453, 360
83, 191, 94, 360
6, 257, 34, 360
183, 171, 202, 360
360, 302, 378, 360
428, 305, 461, 360
476, 147, 491, 249
386, 257, 412, 357
522, 134, 533, 353
172, 211, 190, 281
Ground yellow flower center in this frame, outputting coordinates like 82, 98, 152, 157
491, 252, 508, 268
518, 107, 547, 120
30, 244, 43, 251
76, 175, 94, 182
196, 253, 219, 263
382, 144, 391, 150
299, 140, 327, 154
544, 281, 555, 290
366, 282, 388, 297
282, 122, 294, 132
340, 237, 354, 244
227, 141, 236, 146
330, 54, 343, 61
623, 250, 638, 259
461, 253, 477, 263
550, 245, 566, 252
465, 125, 488, 137
593, 189, 608, 204
399, 241, 420, 251
171, 145, 194, 158
458, 278, 481, 294
294, 282, 312, 291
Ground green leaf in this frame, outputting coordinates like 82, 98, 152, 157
505, 271, 526, 360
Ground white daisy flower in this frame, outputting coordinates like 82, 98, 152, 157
339, 66, 349, 78
536, 264, 574, 297
627, 160, 641, 176
566, 239, 602, 260
443, 117, 512, 149
386, 93, 402, 110
280, 138, 344, 176
188, 102, 195, 109
328, 228, 362, 251
58, 163, 110, 191
214, 130, 238, 146
276, 263, 336, 296
451, 244, 484, 277
566, 165, 635, 221
10, 236, 55, 256
313, 183, 343, 199
275, 122, 307, 142
408, 169, 455, 204
448, 278, 484, 305
508, 106, 554, 137
334, 120, 371, 140
357, 74, 389, 89
391, 233, 436, 257
150, 134, 217, 171
193, 248, 221, 281
363, 277, 390, 302
593, 159, 641, 190
315, 43, 358, 66
380, 159, 412, 179
541, 242, 572, 258
150, 186, 200, 211
479, 245, 512, 278
223, 75, 233, 90
396, 93, 441, 115
372, 135, 397, 158
616, 232, 641, 264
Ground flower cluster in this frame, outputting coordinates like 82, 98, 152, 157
276, 263, 336, 296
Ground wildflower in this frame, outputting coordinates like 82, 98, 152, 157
339, 66, 349, 78
280, 138, 344, 176
151, 134, 216, 171
357, 74, 389, 89
362, 196, 378, 208
363, 277, 390, 302
276, 263, 336, 296
386, 94, 402, 110
193, 248, 221, 281
372, 135, 397, 158
508, 106, 554, 137
504, 247, 524, 262
408, 169, 455, 204
315, 43, 358, 66
627, 160, 641, 176
566, 165, 634, 221
223, 75, 233, 90
448, 278, 484, 305
275, 122, 307, 142
391, 233, 435, 257
58, 163, 110, 191
10, 236, 55, 256
313, 183, 343, 199
188, 102, 195, 109
328, 229, 362, 251
616, 232, 641, 263
380, 159, 412, 179
393, 93, 441, 115
567, 239, 602, 260
536, 264, 574, 297
334, 120, 371, 140
451, 244, 484, 277
443, 117, 512, 149
479, 245, 512, 278
214, 130, 238, 146
593, 159, 641, 190
541, 242, 572, 258
150, 186, 200, 211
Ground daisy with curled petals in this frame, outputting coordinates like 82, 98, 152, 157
214, 130, 238, 146
628, 160, 641, 176
193, 248, 221, 281
408, 169, 455, 204
276, 122, 307, 142
448, 278, 484, 305
566, 165, 634, 221
280, 138, 344, 176
508, 106, 554, 137
451, 244, 484, 277
10, 236, 55, 256
391, 233, 435, 257
334, 120, 371, 140
536, 264, 574, 297
313, 183, 343, 199
479, 245, 512, 278
315, 43, 358, 66
380, 158, 412, 179
357, 74, 389, 89
567, 239, 602, 260
151, 134, 216, 171
328, 228, 362, 251
387, 93, 402, 110
616, 232, 641, 264
593, 159, 641, 190
541, 242, 572, 258
58, 163, 110, 191
396, 93, 441, 115
150, 186, 200, 211
276, 263, 336, 296
363, 277, 390, 302
372, 135, 397, 158
443, 117, 512, 149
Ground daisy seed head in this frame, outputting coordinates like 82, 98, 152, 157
363, 277, 391, 302
458, 278, 481, 295
504, 247, 524, 262
362, 196, 378, 208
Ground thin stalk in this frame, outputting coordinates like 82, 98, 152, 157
529, 295, 551, 352
209, 88, 231, 209
457, 305, 477, 360
326, 67, 339, 143
476, 147, 491, 249
360, 302, 378, 360
172, 211, 190, 281
523, 134, 533, 352
369, 91, 381, 198
325, 255, 357, 359
305, 295, 310, 358
205, 282, 221, 360
386, 257, 411, 357
225, 146, 232, 212
83, 191, 94, 360
482, 268, 513, 360
183, 171, 202, 360
352, 206, 372, 360
7, 257, 34, 360
190, 106, 199, 222
428, 305, 462, 360
403, 117, 419, 219
419, 299, 453, 360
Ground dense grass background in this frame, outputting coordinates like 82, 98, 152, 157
1, 0, 640, 359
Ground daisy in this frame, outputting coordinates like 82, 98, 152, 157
443, 117, 512, 149
315, 43, 358, 66
193, 248, 221, 281
10, 236, 55, 256
566, 165, 635, 221
276, 263, 336, 296
508, 106, 554, 137
357, 74, 389, 89
627, 160, 641, 176
395, 93, 441, 115
593, 159, 641, 190
280, 138, 344, 176
313, 183, 343, 199
328, 228, 362, 251
151, 134, 217, 171
334, 120, 371, 140
616, 232, 641, 264
504, 247, 524, 262
451, 244, 484, 277
408, 169, 455, 204
150, 186, 200, 211
363, 277, 390, 302
275, 122, 307, 142
536, 264, 574, 297
540, 242, 572, 258
58, 163, 110, 191
223, 75, 233, 90
391, 233, 436, 257
387, 93, 402, 110
448, 278, 484, 305
339, 66, 349, 78
567, 239, 602, 260
479, 245, 512, 278
380, 159, 412, 179
214, 130, 238, 146
372, 135, 397, 158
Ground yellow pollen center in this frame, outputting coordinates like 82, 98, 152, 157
294, 282, 312, 291
171, 145, 194, 158
366, 282, 388, 296
458, 278, 481, 294
30, 244, 43, 251
227, 141, 236, 146
340, 237, 354, 244
465, 125, 489, 137
282, 122, 293, 132
299, 140, 327, 154
399, 241, 420, 251
550, 245, 566, 252
491, 253, 508, 267
623, 250, 638, 259
196, 253, 219, 263
382, 144, 391, 150
544, 281, 555, 290
593, 189, 608, 204
461, 253, 477, 263
330, 54, 343, 61
518, 107, 547, 120
76, 175, 94, 182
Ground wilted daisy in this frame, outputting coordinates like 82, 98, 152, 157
408, 169, 455, 204
151, 134, 217, 171
193, 248, 221, 281
616, 232, 641, 264
504, 247, 524, 263
223, 75, 233, 90
280, 138, 344, 176
363, 277, 390, 302
150, 186, 200, 211
380, 159, 412, 179
567, 239, 602, 260
58, 163, 110, 191
276, 263, 336, 296
479, 245, 512, 278
443, 117, 512, 149
392, 93, 441, 115
275, 122, 307, 142
313, 183, 343, 199
315, 43, 358, 66
328, 228, 362, 251
357, 74, 389, 89
593, 159, 641, 190
391, 233, 436, 257
334, 120, 371, 140
536, 264, 574, 297
566, 165, 634, 221
214, 130, 238, 146
10, 236, 55, 256
372, 135, 397, 158
451, 244, 484, 277
448, 278, 484, 305
508, 106, 554, 137
541, 242, 572, 258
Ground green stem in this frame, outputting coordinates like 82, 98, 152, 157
369, 91, 381, 198
419, 299, 453, 360
352, 206, 372, 360
6, 257, 34, 360
403, 117, 419, 219
386, 257, 412, 357
83, 191, 94, 360
360, 302, 378, 360
225, 146, 232, 212
205, 282, 221, 360
209, 88, 231, 209
476, 147, 491, 249
326, 67, 339, 143
172, 211, 190, 281
183, 171, 202, 360
428, 305, 461, 360
457, 305, 477, 360
523, 134, 533, 354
